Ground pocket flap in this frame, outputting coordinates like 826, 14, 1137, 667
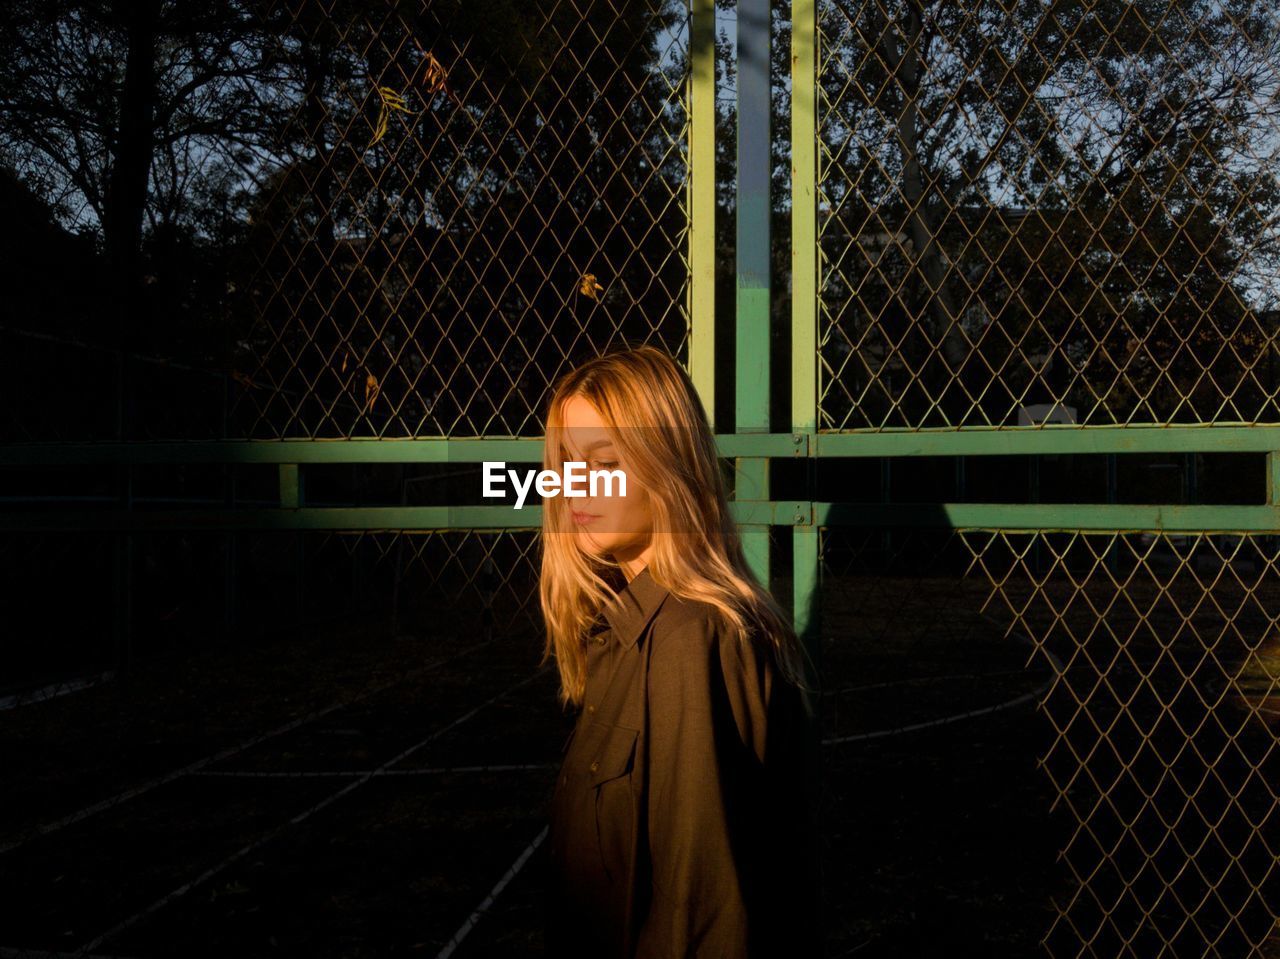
587, 724, 639, 787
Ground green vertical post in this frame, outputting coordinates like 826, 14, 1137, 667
1029, 453, 1040, 575
735, 0, 771, 588
790, 8, 824, 938
225, 463, 238, 638
790, 0, 821, 722
279, 463, 305, 617
113, 349, 133, 673
1105, 452, 1118, 574
689, 0, 716, 427
222, 371, 237, 638
1269, 452, 1280, 558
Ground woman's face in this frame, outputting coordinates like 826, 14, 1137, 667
559, 394, 652, 567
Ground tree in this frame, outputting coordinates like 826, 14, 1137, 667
813, 0, 1280, 427
0, 0, 280, 343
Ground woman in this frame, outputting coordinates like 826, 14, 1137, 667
537, 345, 824, 957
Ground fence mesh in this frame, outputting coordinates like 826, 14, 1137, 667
232, 0, 693, 439
817, 0, 1280, 430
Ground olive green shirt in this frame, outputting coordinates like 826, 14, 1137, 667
543, 565, 824, 957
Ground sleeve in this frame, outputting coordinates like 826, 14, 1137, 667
635, 610, 773, 958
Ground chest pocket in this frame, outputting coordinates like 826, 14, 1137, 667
588, 723, 640, 886
587, 723, 639, 786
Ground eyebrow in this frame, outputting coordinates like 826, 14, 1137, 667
565, 438, 615, 458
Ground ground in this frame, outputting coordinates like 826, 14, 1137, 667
0, 572, 1073, 958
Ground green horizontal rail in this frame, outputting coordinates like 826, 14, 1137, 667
3, 502, 1279, 532
813, 427, 1280, 457
5, 426, 1280, 465
0, 501, 812, 531
0, 434, 797, 464
815, 502, 1280, 532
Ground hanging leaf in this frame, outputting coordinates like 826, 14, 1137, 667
341, 350, 349, 374
422, 51, 448, 95
412, 40, 464, 109
369, 85, 414, 148
579, 273, 604, 299
364, 372, 380, 412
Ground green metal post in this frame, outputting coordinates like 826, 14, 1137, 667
113, 349, 133, 673
880, 457, 892, 556
689, 0, 716, 428
1105, 452, 1118, 574
279, 463, 305, 617
735, 0, 771, 588
225, 465, 237, 638
790, 0, 821, 722
222, 371, 237, 639
790, 7, 824, 938
1269, 452, 1280, 558
1029, 453, 1040, 575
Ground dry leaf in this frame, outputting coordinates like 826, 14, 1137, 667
412, 39, 463, 109
579, 273, 604, 299
369, 85, 414, 148
422, 51, 448, 95
365, 372, 380, 412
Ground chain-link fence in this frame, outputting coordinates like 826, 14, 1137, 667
816, 0, 1280, 430
5, 0, 1280, 955
810, 1, 1280, 954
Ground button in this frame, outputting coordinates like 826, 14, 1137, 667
587, 704, 596, 713
589, 760, 599, 772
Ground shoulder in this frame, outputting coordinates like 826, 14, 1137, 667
649, 593, 781, 764
651, 593, 721, 658
650, 594, 772, 679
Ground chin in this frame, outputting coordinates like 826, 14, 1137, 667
575, 533, 613, 555
584, 535, 620, 553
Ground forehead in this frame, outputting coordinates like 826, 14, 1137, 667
560, 395, 615, 453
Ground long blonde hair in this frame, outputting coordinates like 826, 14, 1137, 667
536, 345, 817, 713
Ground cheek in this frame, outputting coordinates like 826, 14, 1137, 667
621, 490, 651, 522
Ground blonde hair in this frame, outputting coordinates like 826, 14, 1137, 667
536, 344, 817, 714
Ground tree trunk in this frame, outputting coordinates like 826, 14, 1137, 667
105, 0, 160, 345
881, 4, 968, 373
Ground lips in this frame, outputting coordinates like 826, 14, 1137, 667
571, 511, 600, 524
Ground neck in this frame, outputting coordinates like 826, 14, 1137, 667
611, 539, 653, 583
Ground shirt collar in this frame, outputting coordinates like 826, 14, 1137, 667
601, 564, 670, 650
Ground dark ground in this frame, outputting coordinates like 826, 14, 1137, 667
0, 573, 1073, 958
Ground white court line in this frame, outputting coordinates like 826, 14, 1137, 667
821, 683, 1050, 744
0, 670, 117, 711
0, 949, 139, 959
823, 618, 1065, 745
193, 763, 557, 778
0, 635, 498, 856
70, 665, 553, 958
434, 825, 549, 959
